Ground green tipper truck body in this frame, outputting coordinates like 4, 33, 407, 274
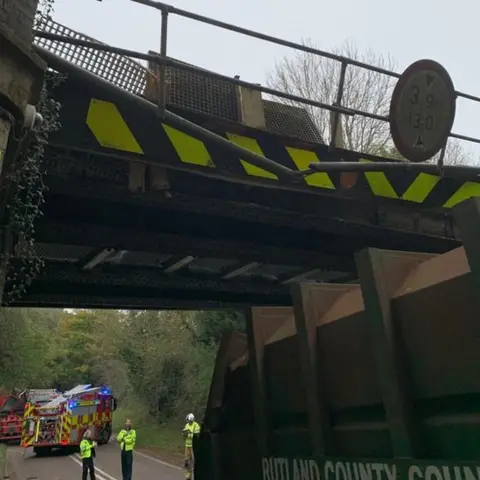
197, 199, 480, 480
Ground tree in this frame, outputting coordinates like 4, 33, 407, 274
268, 40, 395, 154
0, 306, 241, 425
267, 39, 475, 165
193, 310, 245, 347
0, 308, 61, 390
436, 141, 474, 166
379, 141, 473, 166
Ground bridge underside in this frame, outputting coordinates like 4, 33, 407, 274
4, 50, 465, 309
5, 149, 459, 309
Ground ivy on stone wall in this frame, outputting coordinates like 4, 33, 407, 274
1, 0, 62, 304
4, 72, 63, 304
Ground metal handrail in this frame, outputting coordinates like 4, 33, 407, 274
33, 31, 355, 117
33, 2, 480, 177
130, 0, 480, 149
134, 0, 400, 77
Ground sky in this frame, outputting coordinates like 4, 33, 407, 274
51, 0, 479, 157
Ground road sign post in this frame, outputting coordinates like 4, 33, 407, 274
389, 59, 456, 163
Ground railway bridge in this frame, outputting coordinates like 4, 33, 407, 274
9, 2, 480, 309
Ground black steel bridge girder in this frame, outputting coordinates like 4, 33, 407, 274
34, 221, 356, 272
6, 263, 293, 309
41, 159, 459, 242
41, 175, 460, 256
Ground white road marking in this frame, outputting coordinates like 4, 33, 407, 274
70, 455, 117, 480
69, 439, 182, 480
111, 433, 182, 471
7, 447, 24, 455
135, 450, 182, 470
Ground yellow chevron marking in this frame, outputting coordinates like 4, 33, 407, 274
163, 125, 214, 167
86, 99, 143, 154
226, 133, 278, 180
360, 159, 398, 199
401, 173, 440, 203
444, 181, 480, 208
286, 147, 335, 189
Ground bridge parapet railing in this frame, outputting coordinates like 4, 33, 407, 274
133, 0, 480, 153
33, 1, 480, 178
33, 15, 321, 142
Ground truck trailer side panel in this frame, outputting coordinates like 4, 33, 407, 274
197, 199, 480, 480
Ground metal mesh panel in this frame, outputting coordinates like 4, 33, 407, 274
263, 100, 324, 144
147, 55, 239, 122
165, 65, 239, 122
35, 16, 240, 122
34, 16, 148, 96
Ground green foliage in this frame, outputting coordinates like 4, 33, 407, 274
1, 0, 62, 305
0, 308, 242, 442
376, 145, 405, 161
4, 71, 63, 304
193, 310, 246, 346
113, 405, 184, 460
0, 308, 62, 389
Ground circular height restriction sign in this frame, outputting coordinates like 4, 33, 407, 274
389, 59, 456, 162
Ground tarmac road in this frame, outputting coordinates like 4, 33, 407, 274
6, 441, 184, 480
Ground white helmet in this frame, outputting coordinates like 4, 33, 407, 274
186, 413, 195, 422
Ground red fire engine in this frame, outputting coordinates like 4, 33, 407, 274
21, 384, 117, 456
0, 392, 24, 443
0, 389, 59, 444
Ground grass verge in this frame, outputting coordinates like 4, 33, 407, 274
0, 444, 6, 478
113, 407, 184, 465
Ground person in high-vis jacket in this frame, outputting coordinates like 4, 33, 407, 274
183, 413, 201, 480
80, 429, 97, 480
117, 418, 136, 480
